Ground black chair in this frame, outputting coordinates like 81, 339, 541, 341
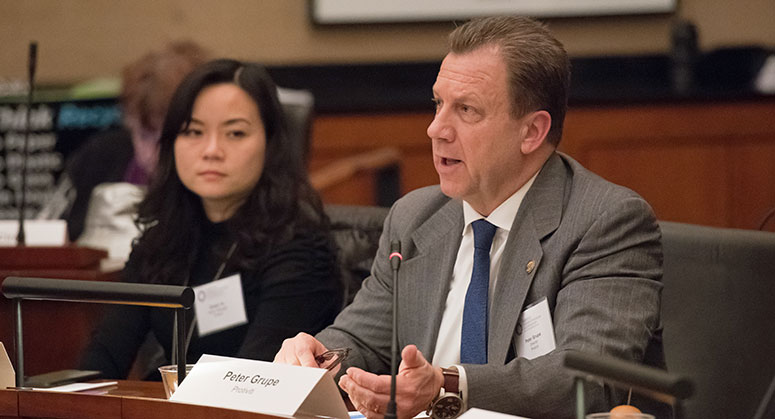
278, 86, 402, 207
660, 221, 775, 419
324, 205, 389, 307
324, 215, 775, 418
277, 87, 315, 166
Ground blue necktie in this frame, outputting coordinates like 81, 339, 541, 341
460, 219, 497, 364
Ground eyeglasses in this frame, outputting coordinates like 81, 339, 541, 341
314, 347, 351, 371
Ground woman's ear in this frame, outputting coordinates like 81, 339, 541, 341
520, 110, 552, 155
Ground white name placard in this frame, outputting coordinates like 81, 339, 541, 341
0, 342, 15, 389
0, 220, 67, 246
171, 354, 348, 419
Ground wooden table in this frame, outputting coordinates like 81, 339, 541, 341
0, 380, 291, 419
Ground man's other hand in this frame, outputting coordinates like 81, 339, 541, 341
339, 345, 444, 419
273, 332, 329, 368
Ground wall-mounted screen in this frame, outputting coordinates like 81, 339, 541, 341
311, 0, 676, 24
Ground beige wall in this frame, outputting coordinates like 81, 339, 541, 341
1, 0, 773, 85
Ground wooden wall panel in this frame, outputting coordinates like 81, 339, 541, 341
578, 142, 730, 226
311, 113, 432, 150
560, 100, 775, 229
309, 112, 434, 206
309, 99, 775, 229
730, 139, 775, 230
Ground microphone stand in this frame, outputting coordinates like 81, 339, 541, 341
0, 44, 111, 375
16, 42, 37, 246
385, 241, 402, 419
0, 42, 108, 270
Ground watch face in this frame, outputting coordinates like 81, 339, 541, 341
432, 395, 463, 419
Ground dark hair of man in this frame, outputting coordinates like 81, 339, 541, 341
448, 16, 570, 146
134, 58, 328, 285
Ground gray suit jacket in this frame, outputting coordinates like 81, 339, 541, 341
317, 152, 664, 418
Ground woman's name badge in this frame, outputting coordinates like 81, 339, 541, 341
194, 274, 248, 336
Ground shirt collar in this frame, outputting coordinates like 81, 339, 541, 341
462, 171, 540, 235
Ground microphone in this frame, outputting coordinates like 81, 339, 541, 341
385, 241, 402, 419
389, 242, 403, 269
17, 42, 37, 246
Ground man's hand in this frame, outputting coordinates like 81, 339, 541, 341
339, 345, 444, 419
273, 332, 329, 368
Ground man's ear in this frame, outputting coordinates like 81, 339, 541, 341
520, 110, 552, 154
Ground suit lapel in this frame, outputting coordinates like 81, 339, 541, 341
488, 153, 569, 363
401, 199, 463, 358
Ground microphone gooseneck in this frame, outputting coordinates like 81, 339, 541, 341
17, 41, 37, 246
385, 241, 402, 419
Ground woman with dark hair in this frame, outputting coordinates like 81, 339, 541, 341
81, 59, 342, 379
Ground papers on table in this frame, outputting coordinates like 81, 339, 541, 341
31, 381, 118, 392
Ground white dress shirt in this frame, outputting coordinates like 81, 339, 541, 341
431, 172, 538, 405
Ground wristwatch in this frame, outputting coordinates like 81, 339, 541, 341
427, 367, 464, 419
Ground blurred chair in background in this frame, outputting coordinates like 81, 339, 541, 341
277, 87, 315, 166
660, 221, 775, 419
325, 204, 389, 307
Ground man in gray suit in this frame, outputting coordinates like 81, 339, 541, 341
275, 16, 663, 419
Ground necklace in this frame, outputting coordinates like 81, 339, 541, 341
212, 241, 238, 282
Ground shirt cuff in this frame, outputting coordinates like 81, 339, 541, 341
452, 364, 469, 409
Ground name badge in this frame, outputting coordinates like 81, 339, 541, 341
171, 354, 349, 419
193, 274, 248, 336
516, 297, 557, 360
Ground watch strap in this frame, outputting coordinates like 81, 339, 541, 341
427, 367, 464, 419
441, 367, 460, 395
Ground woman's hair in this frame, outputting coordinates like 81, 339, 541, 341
133, 58, 327, 284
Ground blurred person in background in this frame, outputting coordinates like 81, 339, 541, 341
39, 40, 209, 242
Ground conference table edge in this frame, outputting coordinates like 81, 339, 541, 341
0, 383, 307, 419
0, 388, 16, 417
122, 395, 287, 419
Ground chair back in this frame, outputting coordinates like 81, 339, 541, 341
324, 205, 389, 307
660, 221, 775, 419
277, 87, 314, 165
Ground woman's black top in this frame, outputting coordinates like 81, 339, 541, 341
80, 218, 341, 379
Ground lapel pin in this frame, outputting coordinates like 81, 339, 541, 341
526, 260, 535, 274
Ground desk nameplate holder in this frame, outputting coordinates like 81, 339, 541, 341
172, 354, 349, 419
1, 277, 193, 388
